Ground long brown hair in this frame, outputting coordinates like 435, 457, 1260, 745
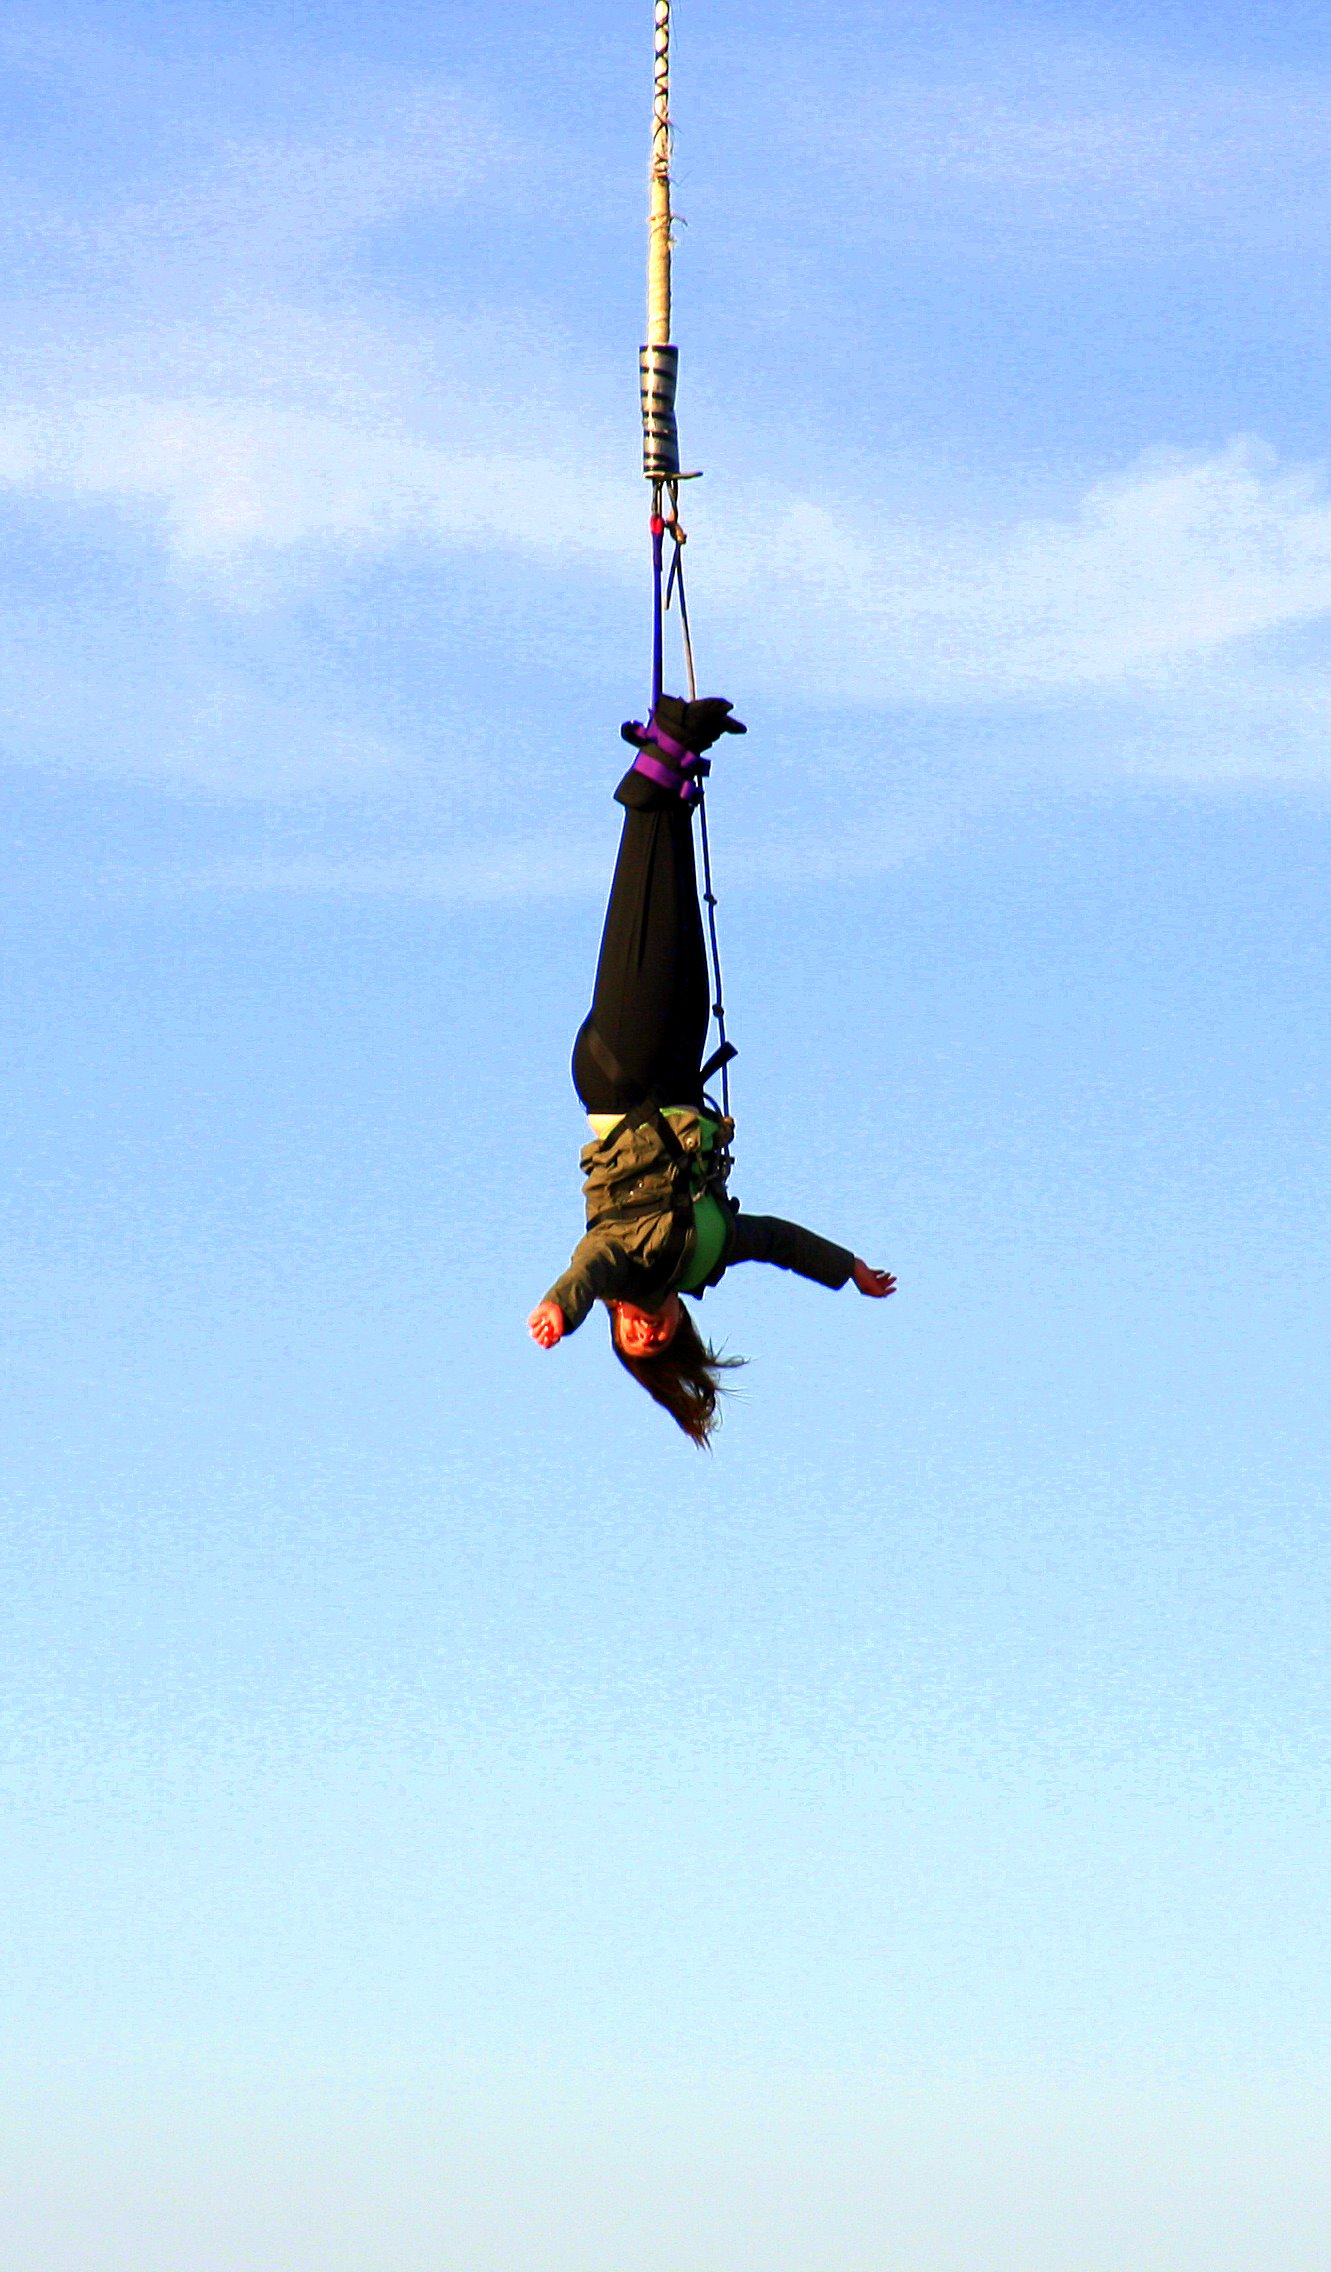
608, 1302, 745, 1448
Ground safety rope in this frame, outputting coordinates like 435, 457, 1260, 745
664, 505, 731, 1123
640, 0, 733, 1122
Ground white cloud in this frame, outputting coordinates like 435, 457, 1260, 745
5, 24, 1331, 816
7, 385, 1331, 708
0, 393, 632, 569
7, 387, 1331, 803
89, 90, 513, 300
187, 839, 613, 902
708, 442, 1331, 705
765, 44, 1331, 247
0, 27, 514, 285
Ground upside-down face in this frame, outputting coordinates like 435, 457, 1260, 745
609, 1294, 683, 1358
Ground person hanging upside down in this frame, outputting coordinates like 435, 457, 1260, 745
527, 695, 895, 1446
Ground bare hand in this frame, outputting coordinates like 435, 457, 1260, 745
852, 1259, 896, 1299
528, 1299, 566, 1347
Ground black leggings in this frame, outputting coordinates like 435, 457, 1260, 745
572, 791, 710, 1114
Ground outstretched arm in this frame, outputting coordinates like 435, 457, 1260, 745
726, 1213, 854, 1288
530, 1229, 641, 1344
726, 1214, 894, 1298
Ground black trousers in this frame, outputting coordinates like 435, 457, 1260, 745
572, 781, 710, 1114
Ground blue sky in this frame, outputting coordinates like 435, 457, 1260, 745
2, 3, 1330, 2266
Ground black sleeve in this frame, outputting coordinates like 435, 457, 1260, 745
543, 1232, 638, 1333
726, 1212, 855, 1291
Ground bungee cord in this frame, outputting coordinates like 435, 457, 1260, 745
526, 0, 896, 1419
637, 0, 733, 1121
527, 5, 897, 1411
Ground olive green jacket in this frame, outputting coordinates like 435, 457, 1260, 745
543, 1107, 855, 1332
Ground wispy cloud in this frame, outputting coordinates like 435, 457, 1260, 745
758, 41, 1331, 251
186, 839, 613, 902
0, 394, 631, 568
709, 441, 1331, 704
0, 24, 513, 272
8, 396, 1329, 697
5, 19, 1331, 827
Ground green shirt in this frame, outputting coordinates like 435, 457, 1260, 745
672, 1114, 729, 1290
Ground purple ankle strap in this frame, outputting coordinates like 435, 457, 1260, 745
633, 744, 691, 794
644, 721, 691, 765
621, 715, 707, 801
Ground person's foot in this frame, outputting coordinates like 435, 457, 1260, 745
619, 694, 746, 801
654, 695, 746, 754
